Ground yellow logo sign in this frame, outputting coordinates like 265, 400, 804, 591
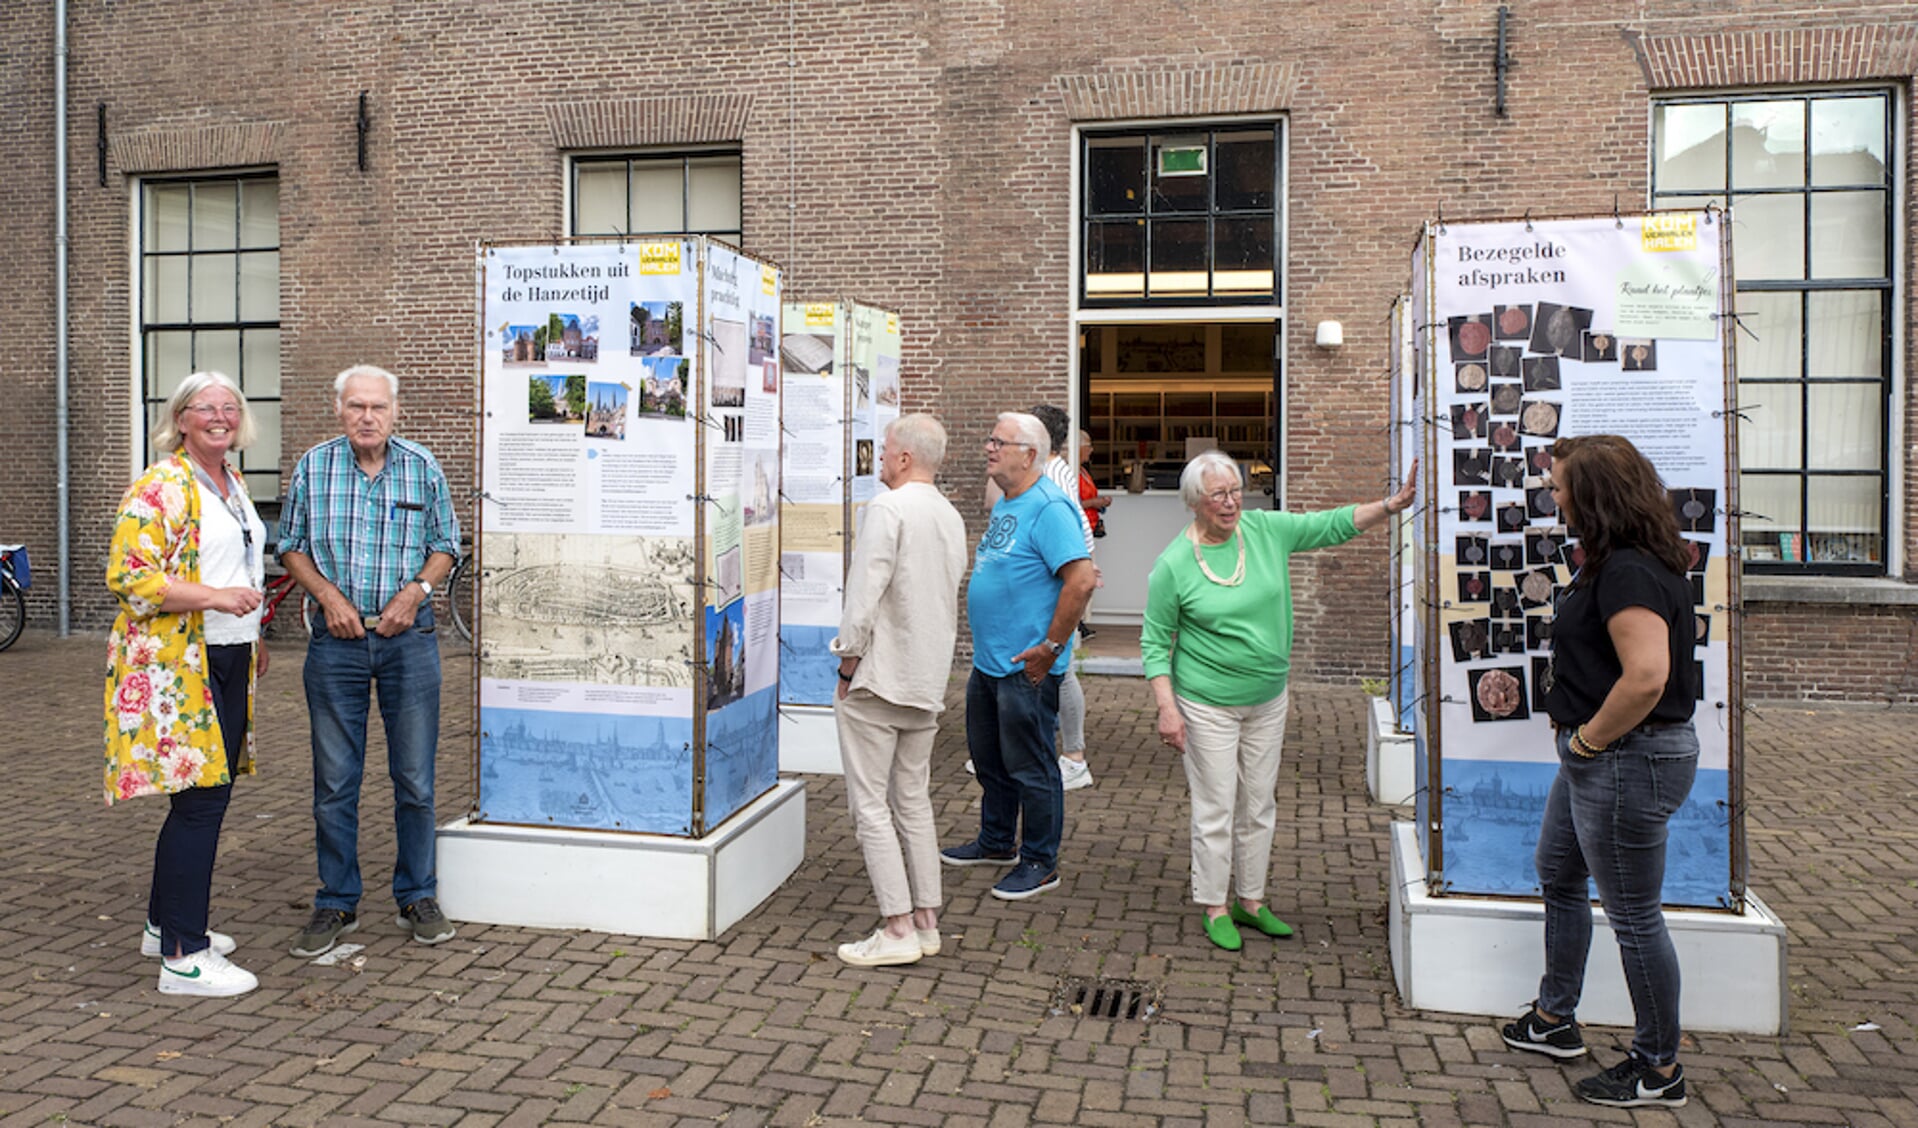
1642, 214, 1697, 253
761, 264, 778, 295
885, 313, 899, 336
638, 242, 682, 274
804, 303, 836, 327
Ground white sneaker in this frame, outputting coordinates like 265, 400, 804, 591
1060, 756, 1094, 791
964, 759, 975, 775
836, 927, 923, 967
916, 928, 942, 956
142, 921, 236, 959
157, 947, 258, 997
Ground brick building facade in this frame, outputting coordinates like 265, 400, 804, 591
4, 2, 1915, 699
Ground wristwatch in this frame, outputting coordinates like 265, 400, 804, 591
413, 576, 434, 597
1043, 638, 1064, 656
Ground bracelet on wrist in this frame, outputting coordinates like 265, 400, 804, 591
837, 670, 854, 682
1570, 726, 1609, 759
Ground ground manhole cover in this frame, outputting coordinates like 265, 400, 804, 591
1049, 976, 1161, 1021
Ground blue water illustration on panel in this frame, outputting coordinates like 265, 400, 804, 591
477, 706, 694, 835
704, 686, 779, 830
1439, 760, 1730, 908
1395, 644, 1417, 732
779, 624, 837, 706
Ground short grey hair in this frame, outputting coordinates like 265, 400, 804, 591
1179, 450, 1243, 510
886, 413, 948, 473
996, 411, 1050, 462
334, 363, 400, 408
150, 371, 255, 454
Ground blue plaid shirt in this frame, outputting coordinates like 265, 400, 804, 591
279, 435, 461, 614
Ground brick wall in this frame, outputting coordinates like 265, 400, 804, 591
4, 0, 1915, 699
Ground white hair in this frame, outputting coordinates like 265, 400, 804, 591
996, 411, 1051, 462
150, 371, 256, 454
334, 363, 400, 408
1180, 450, 1243, 510
886, 413, 949, 472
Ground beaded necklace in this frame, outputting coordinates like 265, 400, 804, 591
1185, 523, 1245, 587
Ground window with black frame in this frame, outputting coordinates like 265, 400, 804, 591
139, 173, 282, 499
1081, 125, 1280, 305
571, 151, 742, 241
1652, 91, 1893, 574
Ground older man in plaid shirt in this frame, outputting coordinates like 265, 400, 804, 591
279, 364, 461, 957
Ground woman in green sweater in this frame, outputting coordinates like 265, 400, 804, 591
1144, 450, 1416, 951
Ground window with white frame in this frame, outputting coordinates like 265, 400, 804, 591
570, 150, 742, 240
139, 173, 282, 498
1652, 91, 1894, 573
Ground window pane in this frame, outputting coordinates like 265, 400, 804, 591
1655, 103, 1727, 191
628, 162, 684, 233
1150, 137, 1209, 212
194, 329, 241, 383
1214, 131, 1275, 211
1807, 475, 1879, 534
239, 251, 280, 321
1731, 194, 1803, 280
1734, 291, 1800, 381
1149, 219, 1208, 296
1738, 473, 1799, 531
242, 401, 281, 481
1806, 383, 1881, 471
1809, 190, 1886, 279
1087, 138, 1146, 215
1737, 381, 1801, 469
239, 180, 279, 248
687, 156, 741, 232
244, 471, 279, 500
1730, 100, 1804, 188
191, 182, 238, 251
1213, 217, 1273, 295
575, 162, 628, 235
1806, 291, 1882, 379
243, 329, 282, 397
190, 253, 238, 321
1220, 324, 1271, 372
1811, 96, 1887, 186
146, 331, 192, 399
145, 256, 189, 324
148, 184, 190, 252
1084, 221, 1144, 295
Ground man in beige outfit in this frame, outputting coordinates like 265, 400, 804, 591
830, 413, 968, 967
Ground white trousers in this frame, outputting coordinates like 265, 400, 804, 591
1178, 689, 1291, 907
835, 688, 943, 917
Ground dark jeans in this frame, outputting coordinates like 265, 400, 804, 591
1535, 722, 1699, 1066
303, 611, 442, 912
965, 669, 1064, 872
147, 642, 249, 957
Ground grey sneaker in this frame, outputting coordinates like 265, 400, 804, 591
290, 907, 359, 958
397, 897, 456, 945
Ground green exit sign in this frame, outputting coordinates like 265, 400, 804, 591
1157, 146, 1207, 177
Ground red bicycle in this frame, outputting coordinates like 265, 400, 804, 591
259, 568, 314, 638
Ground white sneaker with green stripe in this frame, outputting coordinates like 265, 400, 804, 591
157, 947, 258, 997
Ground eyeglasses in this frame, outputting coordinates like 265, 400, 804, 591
1205, 487, 1245, 505
184, 403, 242, 420
984, 436, 1030, 452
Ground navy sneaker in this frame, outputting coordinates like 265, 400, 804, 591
1575, 1054, 1686, 1109
990, 861, 1060, 901
1500, 1006, 1587, 1059
940, 840, 1018, 867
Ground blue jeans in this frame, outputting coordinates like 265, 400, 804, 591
303, 612, 442, 912
1535, 722, 1699, 1066
965, 669, 1064, 872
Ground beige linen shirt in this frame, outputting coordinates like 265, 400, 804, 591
829, 481, 968, 712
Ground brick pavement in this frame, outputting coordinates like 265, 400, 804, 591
2, 630, 1914, 1126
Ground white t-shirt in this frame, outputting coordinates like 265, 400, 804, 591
196, 476, 266, 645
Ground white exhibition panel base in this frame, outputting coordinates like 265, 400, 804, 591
1388, 821, 1787, 1035
778, 705, 842, 775
1366, 696, 1417, 807
436, 779, 807, 941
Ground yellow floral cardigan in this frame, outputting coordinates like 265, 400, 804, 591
103, 451, 257, 805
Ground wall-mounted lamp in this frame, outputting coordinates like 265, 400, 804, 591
1315, 320, 1344, 348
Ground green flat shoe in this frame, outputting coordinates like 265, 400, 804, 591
1202, 912, 1242, 952
1230, 903, 1296, 938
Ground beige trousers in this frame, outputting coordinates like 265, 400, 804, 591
834, 688, 943, 916
1177, 689, 1291, 906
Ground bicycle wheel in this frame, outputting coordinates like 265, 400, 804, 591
301, 593, 317, 639
0, 577, 23, 652
448, 557, 475, 644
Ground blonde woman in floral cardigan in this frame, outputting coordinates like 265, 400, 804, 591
105, 371, 268, 997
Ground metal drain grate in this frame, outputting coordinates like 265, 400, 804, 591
1050, 976, 1161, 1021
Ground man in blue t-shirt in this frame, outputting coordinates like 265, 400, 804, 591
941, 412, 1095, 901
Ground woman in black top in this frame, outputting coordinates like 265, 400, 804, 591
1498, 435, 1698, 1110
